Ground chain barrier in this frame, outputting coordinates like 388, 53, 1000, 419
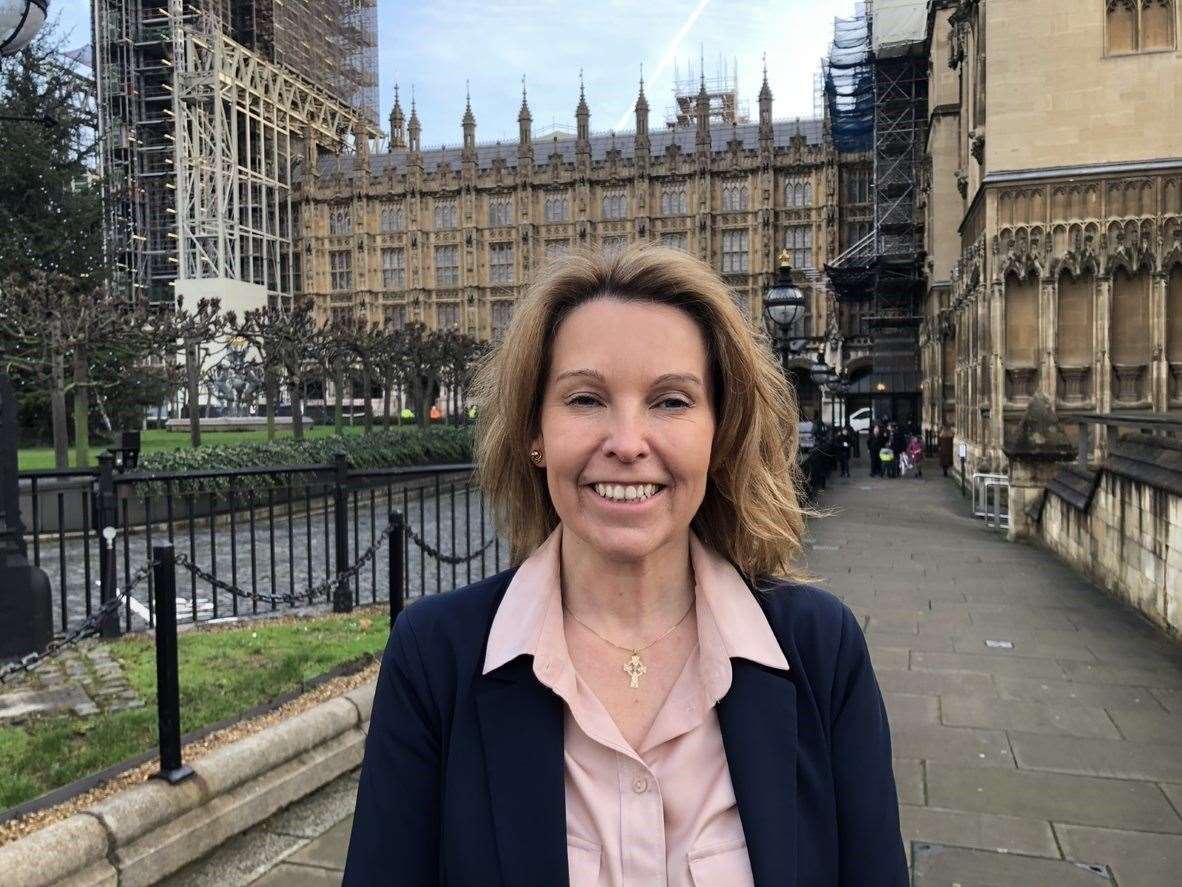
404, 523, 497, 565
0, 562, 156, 685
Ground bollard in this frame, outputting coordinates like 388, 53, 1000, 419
388, 511, 404, 629
332, 452, 352, 614
152, 544, 194, 785
97, 453, 121, 639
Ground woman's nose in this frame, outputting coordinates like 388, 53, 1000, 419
601, 408, 650, 461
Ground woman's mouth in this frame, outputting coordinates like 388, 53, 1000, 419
587, 482, 666, 506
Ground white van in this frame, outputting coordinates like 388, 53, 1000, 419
848, 407, 872, 434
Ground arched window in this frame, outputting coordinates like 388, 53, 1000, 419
434, 199, 457, 229
660, 185, 687, 216
1004, 272, 1039, 367
544, 194, 569, 222
1111, 266, 1151, 402
721, 182, 748, 212
380, 204, 404, 232
1142, 0, 1176, 50
1107, 0, 1139, 53
329, 206, 352, 236
1057, 270, 1095, 403
488, 197, 512, 227
602, 190, 626, 219
785, 180, 812, 208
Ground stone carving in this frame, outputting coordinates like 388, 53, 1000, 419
207, 340, 264, 418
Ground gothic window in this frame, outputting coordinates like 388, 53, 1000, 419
660, 232, 688, 252
843, 169, 870, 204
330, 250, 352, 291
785, 179, 813, 208
602, 190, 627, 220
1106, 0, 1139, 53
380, 203, 405, 232
721, 181, 749, 212
488, 197, 513, 227
1056, 270, 1095, 368
491, 301, 513, 340
660, 185, 688, 216
329, 206, 352, 236
384, 305, 407, 330
785, 226, 814, 270
437, 303, 461, 329
544, 194, 570, 222
381, 247, 406, 289
434, 199, 458, 229
601, 235, 628, 258
720, 230, 749, 274
1142, 0, 1176, 50
544, 239, 570, 258
842, 220, 873, 251
489, 242, 514, 284
1004, 273, 1038, 367
434, 245, 460, 287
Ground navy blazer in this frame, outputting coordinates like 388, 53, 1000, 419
343, 568, 908, 887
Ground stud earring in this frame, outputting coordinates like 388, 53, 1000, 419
529, 450, 543, 465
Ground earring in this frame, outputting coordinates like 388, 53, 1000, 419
529, 450, 543, 465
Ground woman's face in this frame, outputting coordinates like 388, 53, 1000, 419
532, 297, 715, 565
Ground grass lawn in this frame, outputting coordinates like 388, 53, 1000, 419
0, 608, 391, 811
16, 425, 392, 471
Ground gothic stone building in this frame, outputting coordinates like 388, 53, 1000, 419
920, 0, 1182, 471
294, 73, 873, 409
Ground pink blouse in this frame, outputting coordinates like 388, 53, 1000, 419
482, 524, 790, 886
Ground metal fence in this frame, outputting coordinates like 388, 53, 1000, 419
16, 456, 509, 635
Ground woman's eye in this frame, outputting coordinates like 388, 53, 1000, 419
658, 397, 691, 410
566, 395, 599, 407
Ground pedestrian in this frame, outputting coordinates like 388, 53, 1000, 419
889, 423, 906, 479
906, 434, 925, 479
836, 424, 854, 478
344, 244, 908, 886
938, 424, 955, 477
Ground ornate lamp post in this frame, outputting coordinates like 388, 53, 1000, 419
0, 0, 48, 57
763, 250, 809, 367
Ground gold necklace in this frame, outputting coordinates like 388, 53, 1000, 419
563, 596, 695, 689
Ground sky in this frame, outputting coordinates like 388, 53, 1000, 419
50, 0, 859, 149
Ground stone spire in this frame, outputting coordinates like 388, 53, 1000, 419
575, 69, 590, 144
388, 84, 406, 149
695, 65, 710, 153
759, 55, 773, 155
407, 87, 421, 155
462, 80, 476, 159
517, 76, 532, 159
634, 66, 650, 154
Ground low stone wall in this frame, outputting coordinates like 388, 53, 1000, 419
1039, 437, 1182, 639
0, 681, 375, 887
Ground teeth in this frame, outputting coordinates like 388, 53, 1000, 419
593, 483, 660, 502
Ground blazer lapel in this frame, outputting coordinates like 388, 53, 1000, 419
475, 656, 569, 887
718, 659, 798, 887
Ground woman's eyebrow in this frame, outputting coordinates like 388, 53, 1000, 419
553, 368, 703, 388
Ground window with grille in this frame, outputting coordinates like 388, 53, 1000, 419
785, 226, 814, 270
1106, 0, 1176, 54
329, 206, 352, 235
491, 301, 513, 340
544, 194, 570, 222
720, 230, 749, 274
488, 197, 513, 226
437, 303, 461, 329
660, 232, 688, 252
602, 190, 627, 219
785, 180, 813, 208
330, 250, 352, 290
601, 235, 627, 258
381, 247, 406, 289
384, 305, 407, 330
435, 245, 460, 287
380, 203, 405, 232
721, 181, 749, 212
434, 199, 458, 229
544, 239, 570, 258
660, 185, 688, 215
490, 242, 514, 284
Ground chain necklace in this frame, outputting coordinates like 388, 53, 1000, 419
563, 594, 696, 689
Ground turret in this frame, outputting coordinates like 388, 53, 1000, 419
575, 70, 590, 147
388, 84, 406, 149
462, 81, 476, 159
407, 89, 421, 155
517, 77, 533, 162
634, 68, 650, 154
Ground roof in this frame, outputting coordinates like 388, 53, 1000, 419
315, 119, 824, 177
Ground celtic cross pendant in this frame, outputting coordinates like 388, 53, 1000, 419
623, 652, 647, 689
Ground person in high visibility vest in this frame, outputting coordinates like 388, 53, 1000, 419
467, 405, 477, 420
400, 407, 414, 421
430, 404, 442, 422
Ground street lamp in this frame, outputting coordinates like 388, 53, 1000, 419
0, 0, 48, 57
763, 249, 808, 355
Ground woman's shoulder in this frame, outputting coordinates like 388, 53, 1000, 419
750, 579, 864, 669
396, 568, 518, 649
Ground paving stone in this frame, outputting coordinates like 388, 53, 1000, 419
883, 692, 940, 726
287, 817, 353, 869
925, 763, 1182, 832
1055, 824, 1182, 887
250, 863, 344, 886
1153, 688, 1182, 714
1009, 732, 1182, 783
874, 668, 997, 698
911, 844, 1112, 885
940, 697, 1121, 739
1060, 660, 1182, 689
951, 636, 1099, 662
861, 630, 958, 652
890, 724, 1015, 768
993, 675, 1166, 711
893, 759, 925, 806
1107, 709, 1182, 745
1162, 783, 1182, 814
911, 650, 1068, 680
866, 646, 911, 671
900, 805, 1060, 858
0, 685, 91, 722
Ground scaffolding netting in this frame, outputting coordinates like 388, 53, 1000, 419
823, 2, 874, 154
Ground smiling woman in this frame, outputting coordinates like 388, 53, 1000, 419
344, 243, 908, 887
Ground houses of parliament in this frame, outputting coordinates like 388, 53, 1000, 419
294, 68, 873, 351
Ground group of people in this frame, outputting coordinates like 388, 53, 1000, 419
868, 421, 925, 479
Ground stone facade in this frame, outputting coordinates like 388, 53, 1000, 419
294, 73, 873, 357
919, 0, 1182, 472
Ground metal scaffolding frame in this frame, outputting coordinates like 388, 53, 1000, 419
94, 0, 378, 304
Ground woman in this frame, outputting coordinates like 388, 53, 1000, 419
906, 434, 925, 479
868, 422, 883, 477
343, 245, 907, 886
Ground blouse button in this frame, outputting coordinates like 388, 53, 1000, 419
632, 777, 648, 794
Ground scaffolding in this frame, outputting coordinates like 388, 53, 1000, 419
667, 55, 749, 129
824, 0, 928, 392
94, 0, 378, 305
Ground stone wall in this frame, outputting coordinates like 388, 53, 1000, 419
1040, 438, 1182, 638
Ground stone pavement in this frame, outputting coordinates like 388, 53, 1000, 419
0, 639, 143, 724
165, 462, 1182, 886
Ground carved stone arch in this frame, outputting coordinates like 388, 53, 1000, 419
1164, 178, 1182, 214
1052, 186, 1070, 221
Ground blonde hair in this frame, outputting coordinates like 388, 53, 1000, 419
470, 242, 809, 585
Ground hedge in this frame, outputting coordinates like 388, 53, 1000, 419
131, 426, 475, 495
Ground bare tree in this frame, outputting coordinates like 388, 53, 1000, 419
390, 321, 448, 430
